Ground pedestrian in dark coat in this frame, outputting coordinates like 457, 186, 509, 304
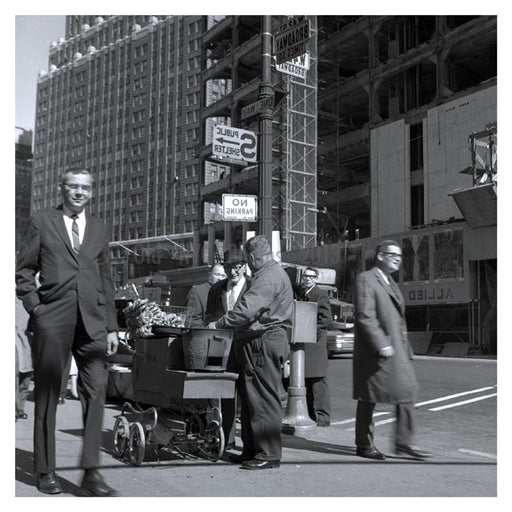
297, 266, 332, 426
204, 260, 248, 450
186, 263, 226, 327
16, 169, 119, 496
353, 239, 431, 461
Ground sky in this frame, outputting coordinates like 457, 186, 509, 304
15, 15, 66, 131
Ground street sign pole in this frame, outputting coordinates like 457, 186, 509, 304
259, 15, 273, 241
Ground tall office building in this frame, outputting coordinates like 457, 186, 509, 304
32, 15, 205, 279
15, 127, 33, 252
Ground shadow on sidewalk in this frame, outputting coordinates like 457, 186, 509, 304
282, 434, 356, 456
15, 448, 83, 497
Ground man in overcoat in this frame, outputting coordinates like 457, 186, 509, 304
16, 169, 119, 495
186, 263, 226, 327
204, 259, 249, 450
353, 239, 431, 460
297, 266, 332, 426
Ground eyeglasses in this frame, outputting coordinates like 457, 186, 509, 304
380, 251, 402, 260
303, 274, 317, 279
64, 183, 93, 192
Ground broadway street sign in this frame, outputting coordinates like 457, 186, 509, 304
274, 17, 310, 64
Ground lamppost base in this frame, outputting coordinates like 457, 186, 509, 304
281, 386, 316, 434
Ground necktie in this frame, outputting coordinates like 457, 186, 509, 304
71, 214, 81, 252
228, 288, 236, 310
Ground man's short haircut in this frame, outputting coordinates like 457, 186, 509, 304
375, 239, 400, 257
304, 265, 319, 278
59, 169, 94, 185
245, 235, 272, 258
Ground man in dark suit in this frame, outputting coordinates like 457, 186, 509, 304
16, 169, 119, 496
353, 239, 431, 461
212, 236, 293, 470
297, 266, 332, 426
186, 263, 226, 327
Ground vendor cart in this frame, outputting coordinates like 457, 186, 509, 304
111, 301, 237, 465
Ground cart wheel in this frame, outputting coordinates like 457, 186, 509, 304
113, 416, 130, 458
128, 422, 146, 466
200, 420, 225, 462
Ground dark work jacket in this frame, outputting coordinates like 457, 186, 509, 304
216, 260, 293, 335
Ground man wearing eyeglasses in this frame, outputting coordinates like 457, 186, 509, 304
297, 266, 333, 426
16, 169, 119, 496
353, 239, 432, 461
205, 258, 249, 452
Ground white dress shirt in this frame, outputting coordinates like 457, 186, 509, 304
227, 275, 246, 311
62, 207, 86, 246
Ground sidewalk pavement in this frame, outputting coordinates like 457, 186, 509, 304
14, 386, 495, 499
14, 394, 358, 498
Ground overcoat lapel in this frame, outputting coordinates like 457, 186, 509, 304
373, 267, 403, 313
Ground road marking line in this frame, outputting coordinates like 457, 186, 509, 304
331, 411, 390, 426
415, 386, 496, 407
428, 393, 497, 411
333, 386, 497, 427
458, 448, 497, 460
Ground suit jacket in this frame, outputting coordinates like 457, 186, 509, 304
205, 276, 248, 325
298, 284, 332, 378
15, 205, 117, 340
186, 281, 212, 328
352, 267, 417, 404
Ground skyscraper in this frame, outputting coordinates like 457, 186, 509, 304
32, 15, 204, 275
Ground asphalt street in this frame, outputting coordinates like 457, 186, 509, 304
14, 355, 499, 502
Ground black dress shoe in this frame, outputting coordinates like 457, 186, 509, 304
240, 459, 280, 470
227, 452, 254, 464
395, 444, 432, 459
80, 469, 118, 497
16, 411, 28, 420
37, 472, 62, 494
356, 447, 386, 460
58, 397, 66, 405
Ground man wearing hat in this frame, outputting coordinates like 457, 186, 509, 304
205, 256, 249, 450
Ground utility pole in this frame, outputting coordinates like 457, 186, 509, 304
258, 15, 273, 241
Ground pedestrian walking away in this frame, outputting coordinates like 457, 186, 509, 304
15, 168, 119, 496
352, 239, 432, 461
210, 235, 293, 470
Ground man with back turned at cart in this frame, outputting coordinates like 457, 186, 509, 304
353, 239, 431, 461
210, 235, 293, 470
16, 169, 119, 496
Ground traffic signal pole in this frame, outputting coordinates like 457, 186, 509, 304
258, 15, 273, 241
